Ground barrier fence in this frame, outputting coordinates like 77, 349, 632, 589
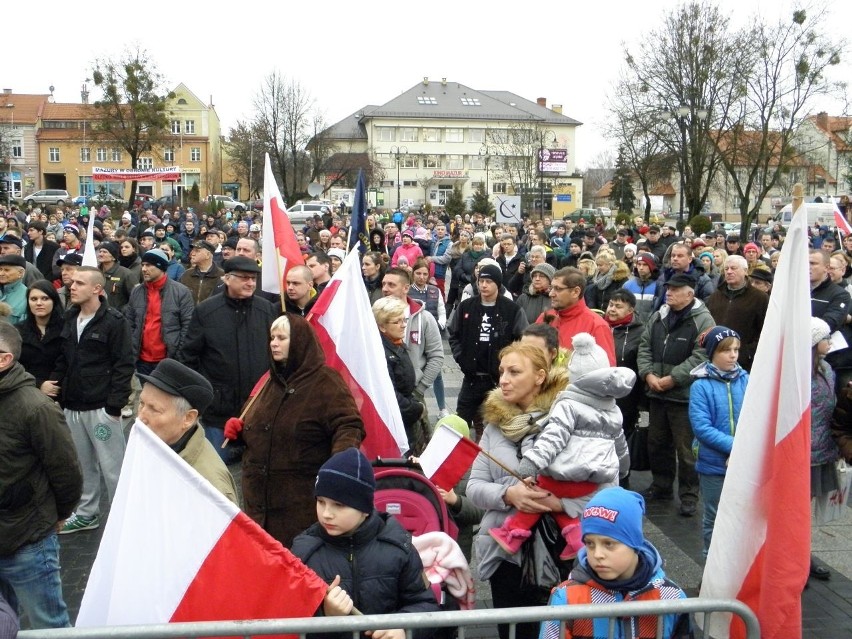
19, 599, 760, 639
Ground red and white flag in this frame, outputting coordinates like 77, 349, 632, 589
699, 199, 812, 639
261, 153, 304, 295
308, 250, 409, 459
77, 420, 326, 630
418, 424, 481, 491
830, 196, 852, 236
81, 211, 98, 267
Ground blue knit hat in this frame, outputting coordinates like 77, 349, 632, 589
581, 487, 646, 550
314, 448, 375, 514
701, 326, 741, 360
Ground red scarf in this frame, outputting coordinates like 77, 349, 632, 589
139, 275, 168, 363
604, 313, 633, 328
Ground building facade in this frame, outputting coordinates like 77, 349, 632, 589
1, 91, 48, 204
318, 78, 583, 214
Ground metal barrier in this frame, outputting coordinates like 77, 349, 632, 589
19, 599, 759, 639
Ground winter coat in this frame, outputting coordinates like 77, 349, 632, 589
448, 295, 528, 379
180, 265, 225, 305
525, 368, 634, 483
402, 297, 444, 392
812, 361, 839, 466
622, 276, 658, 322
451, 249, 487, 293
363, 274, 385, 306
705, 281, 769, 371
467, 367, 577, 581
832, 384, 852, 463
653, 260, 716, 309
15, 317, 65, 388
52, 298, 134, 415
688, 363, 749, 475
0, 279, 27, 325
516, 286, 552, 324
584, 261, 630, 312
390, 241, 423, 267
637, 300, 715, 404
24, 239, 60, 279
101, 262, 139, 310
540, 541, 691, 639
498, 251, 525, 298
125, 276, 195, 360
536, 299, 616, 365
241, 315, 364, 548
178, 425, 238, 505
178, 292, 277, 426
381, 335, 424, 430
811, 276, 852, 333
0, 363, 82, 556
292, 512, 438, 639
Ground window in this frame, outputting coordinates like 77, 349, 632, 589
460, 97, 481, 106
445, 128, 463, 143
380, 180, 394, 187
96, 147, 107, 162
423, 155, 441, 169
171, 120, 181, 134
403, 180, 418, 187
377, 128, 395, 142
401, 155, 418, 169
48, 147, 60, 162
111, 148, 122, 162
493, 183, 507, 194
137, 157, 153, 170
423, 128, 441, 143
469, 156, 485, 170
80, 147, 91, 162
468, 129, 485, 143
11, 139, 21, 158
417, 96, 438, 105
164, 147, 175, 162
184, 120, 195, 134
190, 147, 201, 162
446, 154, 464, 170
400, 127, 418, 142
488, 129, 509, 144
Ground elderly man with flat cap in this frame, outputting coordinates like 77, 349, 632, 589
0, 254, 28, 323
0, 234, 43, 285
138, 358, 238, 504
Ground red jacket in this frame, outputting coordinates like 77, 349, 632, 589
536, 299, 616, 365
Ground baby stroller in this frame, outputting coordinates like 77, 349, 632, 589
372, 459, 475, 635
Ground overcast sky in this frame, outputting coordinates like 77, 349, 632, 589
5, 0, 849, 169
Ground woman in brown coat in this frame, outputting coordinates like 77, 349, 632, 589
240, 313, 365, 548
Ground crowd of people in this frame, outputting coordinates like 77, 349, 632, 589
2, 196, 851, 638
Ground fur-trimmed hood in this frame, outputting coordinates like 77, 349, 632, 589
482, 365, 569, 427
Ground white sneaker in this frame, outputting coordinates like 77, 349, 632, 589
437, 408, 450, 419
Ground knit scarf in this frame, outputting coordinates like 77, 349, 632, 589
705, 361, 743, 382
499, 412, 541, 443
605, 313, 633, 328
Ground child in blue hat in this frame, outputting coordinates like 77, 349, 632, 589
540, 487, 691, 639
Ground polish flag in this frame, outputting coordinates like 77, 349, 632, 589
261, 153, 304, 295
418, 424, 481, 491
830, 196, 852, 236
699, 198, 812, 639
308, 250, 409, 458
77, 421, 327, 631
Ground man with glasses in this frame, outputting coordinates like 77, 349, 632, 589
179, 256, 277, 463
537, 266, 615, 362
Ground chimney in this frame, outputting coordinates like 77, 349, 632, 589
537, 97, 547, 107
423, 77, 429, 86
441, 78, 447, 86
2, 89, 11, 95
81, 83, 89, 104
816, 111, 829, 130
552, 104, 562, 114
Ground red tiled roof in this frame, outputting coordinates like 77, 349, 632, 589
0, 93, 50, 124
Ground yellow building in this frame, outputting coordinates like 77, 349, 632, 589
31, 83, 222, 203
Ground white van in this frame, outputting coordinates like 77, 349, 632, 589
773, 202, 837, 228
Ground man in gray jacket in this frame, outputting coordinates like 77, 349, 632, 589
637, 272, 715, 517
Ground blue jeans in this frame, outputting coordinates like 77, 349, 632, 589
699, 473, 725, 558
0, 533, 70, 628
432, 372, 446, 411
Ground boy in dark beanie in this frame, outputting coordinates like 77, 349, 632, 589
540, 487, 691, 639
291, 448, 439, 639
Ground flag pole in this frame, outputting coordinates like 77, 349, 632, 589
220, 376, 271, 449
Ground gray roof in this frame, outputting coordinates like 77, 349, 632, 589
322, 105, 379, 140
480, 90, 582, 126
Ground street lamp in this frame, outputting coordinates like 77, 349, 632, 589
537, 130, 557, 219
4, 103, 14, 209
672, 104, 708, 229
389, 145, 407, 210
478, 145, 500, 203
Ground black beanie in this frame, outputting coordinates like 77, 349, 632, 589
477, 263, 504, 286
314, 448, 375, 514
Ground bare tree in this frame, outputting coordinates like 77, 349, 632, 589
225, 120, 266, 199
253, 72, 316, 203
90, 47, 175, 206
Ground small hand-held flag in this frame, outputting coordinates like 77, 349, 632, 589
418, 423, 482, 491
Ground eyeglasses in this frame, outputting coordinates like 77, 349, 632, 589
228, 273, 257, 281
549, 284, 574, 293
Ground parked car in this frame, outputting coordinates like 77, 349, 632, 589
152, 195, 179, 210
207, 194, 245, 213
286, 201, 330, 225
134, 193, 155, 209
21, 189, 70, 207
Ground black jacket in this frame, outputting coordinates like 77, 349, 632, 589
448, 295, 528, 379
24, 240, 60, 280
125, 277, 194, 360
52, 298, 134, 415
381, 335, 423, 429
178, 292, 277, 425
15, 317, 65, 388
291, 512, 439, 639
811, 277, 852, 333
0, 363, 82, 556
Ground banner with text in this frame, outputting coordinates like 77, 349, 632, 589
92, 166, 181, 182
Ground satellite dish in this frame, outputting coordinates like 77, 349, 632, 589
307, 183, 323, 198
